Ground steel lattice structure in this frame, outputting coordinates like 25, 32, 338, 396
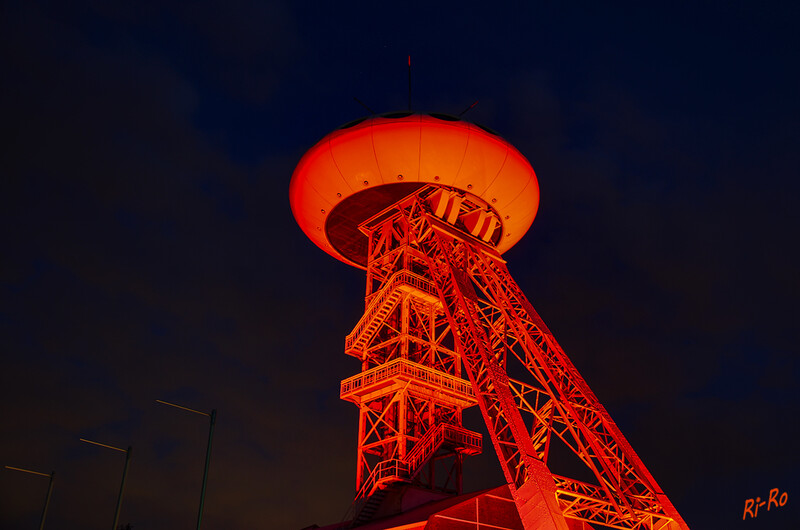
339, 194, 484, 521
290, 112, 689, 530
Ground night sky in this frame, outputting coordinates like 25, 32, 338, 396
2, 2, 799, 529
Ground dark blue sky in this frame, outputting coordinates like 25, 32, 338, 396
2, 1, 798, 528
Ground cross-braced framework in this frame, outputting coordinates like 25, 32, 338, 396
340, 209, 484, 525
341, 186, 689, 530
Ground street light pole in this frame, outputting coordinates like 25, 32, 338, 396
4, 466, 55, 530
80, 438, 132, 530
157, 400, 216, 530
197, 409, 216, 530
41, 471, 55, 530
113, 447, 132, 530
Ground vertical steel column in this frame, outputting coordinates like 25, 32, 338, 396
398, 388, 407, 461
355, 405, 367, 490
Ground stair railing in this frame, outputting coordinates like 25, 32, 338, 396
340, 358, 475, 400
404, 424, 444, 473
404, 423, 483, 478
345, 270, 436, 351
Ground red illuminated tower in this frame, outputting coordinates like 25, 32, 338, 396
290, 112, 689, 530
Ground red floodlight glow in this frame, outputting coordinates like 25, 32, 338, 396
291, 113, 688, 530
289, 113, 539, 268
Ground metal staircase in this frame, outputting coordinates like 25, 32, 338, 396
352, 487, 388, 527
347, 424, 482, 526
405, 423, 482, 478
345, 270, 438, 357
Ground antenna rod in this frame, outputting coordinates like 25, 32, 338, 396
459, 100, 479, 117
408, 55, 411, 111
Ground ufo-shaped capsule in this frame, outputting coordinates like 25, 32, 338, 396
290, 112, 539, 269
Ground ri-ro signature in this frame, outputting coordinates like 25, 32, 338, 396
743, 488, 788, 520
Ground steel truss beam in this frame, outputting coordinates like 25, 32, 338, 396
372, 190, 689, 530
342, 187, 687, 530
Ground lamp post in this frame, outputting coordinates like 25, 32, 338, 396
4, 466, 55, 530
80, 438, 131, 530
156, 399, 216, 530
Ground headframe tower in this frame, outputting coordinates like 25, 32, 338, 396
290, 112, 689, 529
